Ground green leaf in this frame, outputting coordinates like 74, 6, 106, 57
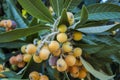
76, 44, 105, 54
0, 40, 27, 48
63, 0, 82, 11
22, 57, 43, 78
80, 57, 115, 80
75, 3, 120, 21
75, 20, 108, 28
18, 0, 54, 23
76, 24, 117, 33
88, 12, 120, 21
58, 9, 69, 26
79, 5, 88, 24
0, 49, 5, 60
1, 71, 20, 78
0, 24, 50, 43
50, 0, 64, 16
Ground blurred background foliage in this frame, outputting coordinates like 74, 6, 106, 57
0, 0, 120, 80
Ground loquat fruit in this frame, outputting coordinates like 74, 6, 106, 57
57, 33, 68, 43
17, 61, 26, 68
16, 54, 23, 62
39, 48, 50, 60
58, 24, 67, 33
0, 64, 3, 72
78, 69, 87, 79
67, 12, 74, 25
26, 44, 37, 55
9, 56, 17, 65
23, 54, 32, 62
62, 42, 73, 52
75, 59, 82, 66
29, 71, 40, 80
56, 58, 67, 72
73, 47, 82, 57
65, 55, 76, 66
48, 41, 60, 52
52, 49, 61, 56
33, 54, 42, 63
39, 75, 49, 80
73, 31, 82, 41
21, 45, 27, 54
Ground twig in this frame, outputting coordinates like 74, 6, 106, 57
16, 66, 27, 75
36, 31, 59, 55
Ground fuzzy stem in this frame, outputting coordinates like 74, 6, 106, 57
17, 66, 27, 75
36, 31, 59, 55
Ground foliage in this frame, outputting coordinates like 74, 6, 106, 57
0, 0, 120, 80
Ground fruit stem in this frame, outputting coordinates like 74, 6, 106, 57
36, 31, 59, 55
16, 66, 27, 75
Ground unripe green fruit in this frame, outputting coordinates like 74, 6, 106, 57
73, 31, 82, 41
58, 24, 67, 33
67, 12, 74, 25
23, 54, 32, 62
21, 45, 27, 54
73, 47, 82, 57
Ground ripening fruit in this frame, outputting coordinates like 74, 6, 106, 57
67, 12, 74, 25
29, 71, 40, 80
52, 49, 61, 56
39, 48, 50, 60
73, 31, 82, 41
26, 44, 37, 55
0, 73, 5, 78
78, 69, 87, 79
6, 20, 12, 28
58, 24, 67, 33
39, 75, 49, 80
62, 42, 73, 52
17, 61, 26, 68
57, 58, 67, 72
49, 6, 54, 15
16, 54, 23, 62
75, 59, 82, 66
48, 56, 58, 66
73, 47, 82, 57
65, 55, 76, 66
70, 66, 79, 78
21, 45, 27, 54
33, 54, 42, 63
23, 54, 32, 62
9, 56, 17, 65
0, 64, 3, 72
48, 41, 60, 52
11, 65, 18, 71
0, 20, 7, 27
57, 33, 68, 43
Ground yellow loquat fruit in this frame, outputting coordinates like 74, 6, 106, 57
57, 33, 68, 43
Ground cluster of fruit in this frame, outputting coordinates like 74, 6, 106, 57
9, 53, 32, 69
29, 71, 49, 80
0, 20, 16, 31
0, 64, 10, 78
